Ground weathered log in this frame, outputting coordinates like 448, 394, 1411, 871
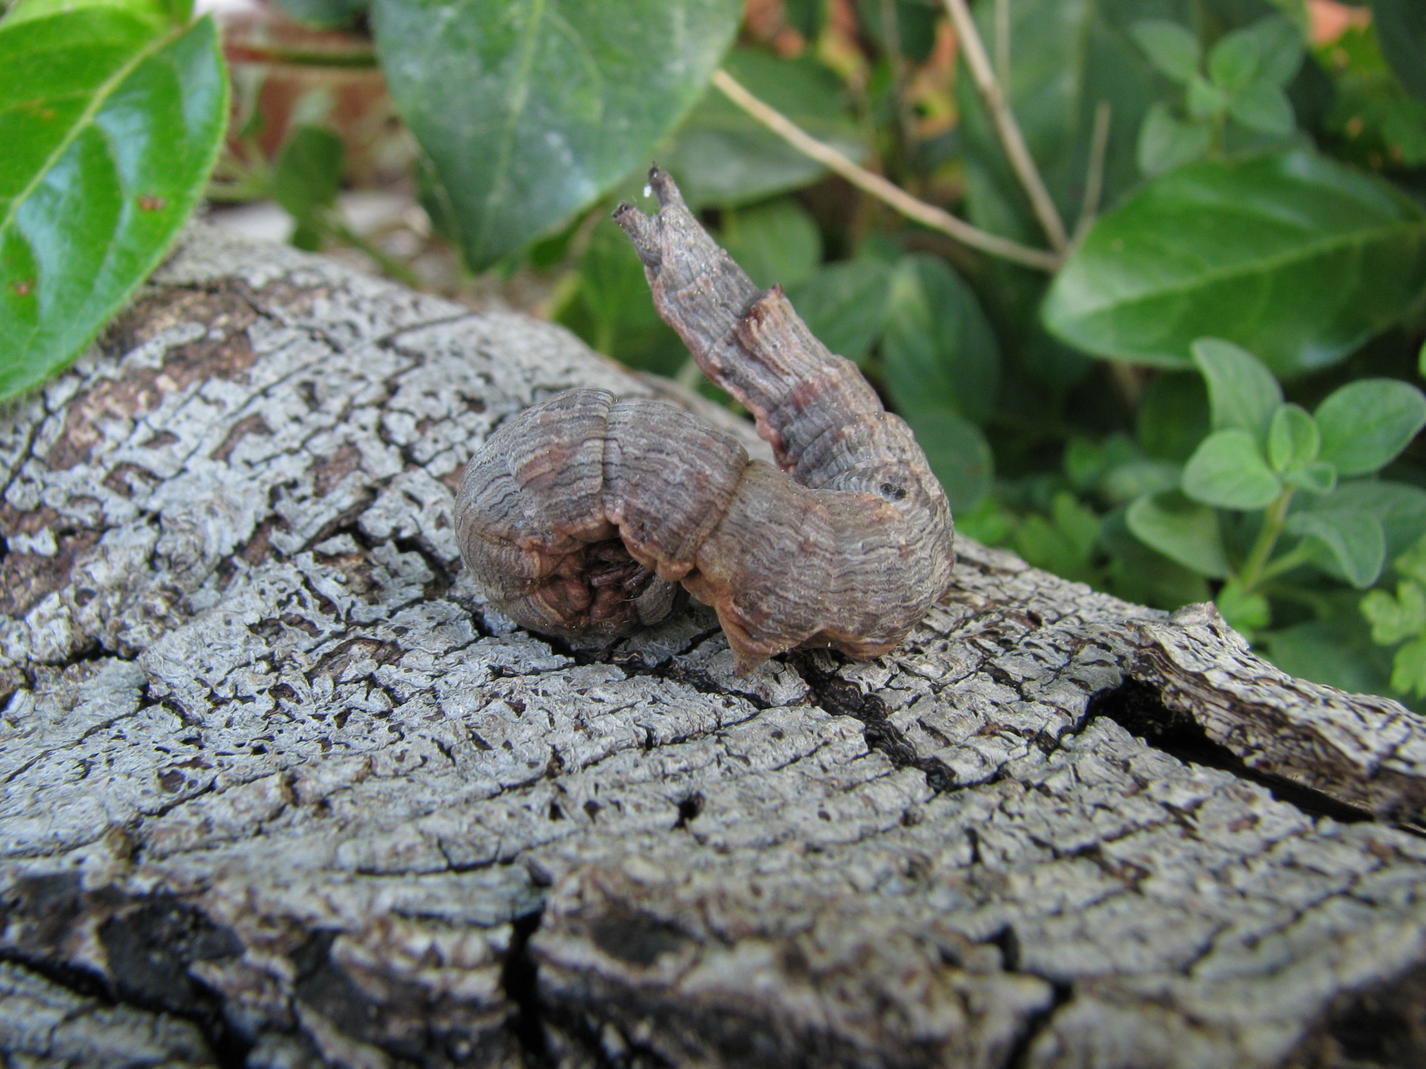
2, 225, 1424, 1068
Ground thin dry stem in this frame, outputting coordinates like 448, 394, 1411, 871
942, 0, 1069, 253
1073, 101, 1112, 244
710, 70, 1060, 272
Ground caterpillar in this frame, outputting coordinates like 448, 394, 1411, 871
455, 169, 954, 673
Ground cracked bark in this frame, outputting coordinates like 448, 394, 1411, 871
2, 226, 1425, 1068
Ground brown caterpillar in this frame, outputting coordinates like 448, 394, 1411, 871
455, 169, 954, 672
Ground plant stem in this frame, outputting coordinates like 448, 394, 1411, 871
225, 43, 380, 69
327, 218, 423, 289
1238, 488, 1296, 592
710, 70, 1061, 272
1072, 101, 1112, 243
940, 0, 1069, 253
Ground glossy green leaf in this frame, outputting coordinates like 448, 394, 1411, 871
370, 0, 740, 269
1131, 19, 1200, 84
904, 406, 993, 511
1371, 0, 1426, 102
719, 198, 822, 290
1125, 490, 1230, 577
1191, 338, 1281, 442
784, 257, 895, 365
1043, 149, 1426, 375
1314, 378, 1426, 476
882, 254, 1000, 426
1137, 101, 1211, 174
1267, 403, 1318, 472
0, 11, 228, 400
1287, 509, 1386, 588
4, 0, 174, 26
662, 48, 863, 209
1182, 428, 1281, 509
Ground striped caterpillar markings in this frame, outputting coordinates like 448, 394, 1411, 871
456, 170, 954, 672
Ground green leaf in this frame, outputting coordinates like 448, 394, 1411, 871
882, 254, 1000, 426
1208, 16, 1302, 92
1263, 615, 1396, 697
1186, 74, 1229, 120
784, 257, 895, 365
3, 0, 171, 26
1136, 101, 1212, 175
1126, 490, 1230, 577
1130, 19, 1200, 84
1389, 637, 1426, 699
1182, 428, 1280, 509
1267, 403, 1319, 473
0, 11, 228, 401
903, 406, 994, 512
370, 0, 741, 270
1043, 149, 1426, 376
1372, 0, 1426, 102
663, 48, 863, 208
1319, 480, 1426, 561
719, 198, 822, 290
1314, 379, 1426, 476
1226, 81, 1294, 136
1191, 338, 1281, 442
1136, 371, 1208, 461
1287, 509, 1386, 588
1284, 461, 1336, 496
271, 125, 344, 223
1362, 584, 1426, 646
1013, 492, 1102, 584
273, 0, 368, 26
1217, 578, 1270, 635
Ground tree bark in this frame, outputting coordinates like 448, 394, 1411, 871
2, 228, 1424, 1068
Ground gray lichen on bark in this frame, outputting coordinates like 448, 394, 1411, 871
2, 225, 1425, 1067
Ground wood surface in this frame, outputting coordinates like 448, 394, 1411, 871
2, 226, 1424, 1068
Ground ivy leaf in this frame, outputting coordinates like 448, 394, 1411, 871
0, 10, 228, 400
1043, 149, 1426, 376
1191, 338, 1281, 444
370, 0, 741, 269
1314, 379, 1426, 476
1182, 428, 1281, 510
1125, 490, 1230, 578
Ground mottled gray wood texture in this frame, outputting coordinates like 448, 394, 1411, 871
2, 228, 1424, 1068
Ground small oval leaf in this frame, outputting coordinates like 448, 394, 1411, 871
1182, 428, 1281, 510
1315, 378, 1426, 476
